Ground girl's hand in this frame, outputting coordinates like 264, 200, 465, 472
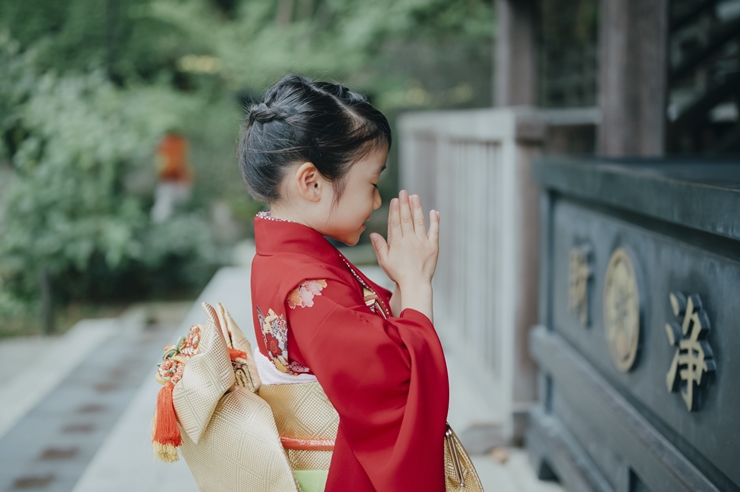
370, 190, 439, 321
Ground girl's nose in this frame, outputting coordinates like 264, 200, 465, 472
373, 189, 382, 210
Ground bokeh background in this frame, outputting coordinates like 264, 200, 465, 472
2, 1, 740, 491
5, 0, 736, 338
0, 0, 494, 337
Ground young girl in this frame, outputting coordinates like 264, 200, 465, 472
238, 75, 449, 492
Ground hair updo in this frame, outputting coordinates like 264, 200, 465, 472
237, 75, 392, 203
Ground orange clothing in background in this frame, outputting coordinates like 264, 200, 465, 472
157, 133, 192, 183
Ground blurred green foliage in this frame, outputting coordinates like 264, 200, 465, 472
0, 0, 493, 331
0, 33, 221, 326
0, 0, 494, 107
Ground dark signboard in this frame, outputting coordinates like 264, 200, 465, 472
528, 158, 740, 492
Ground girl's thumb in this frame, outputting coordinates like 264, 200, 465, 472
369, 233, 387, 258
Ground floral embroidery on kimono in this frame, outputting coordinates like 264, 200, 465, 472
251, 214, 450, 491
256, 306, 311, 375
287, 279, 327, 309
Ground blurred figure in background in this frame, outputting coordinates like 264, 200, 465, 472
151, 130, 193, 223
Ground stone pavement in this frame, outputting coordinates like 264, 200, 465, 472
0, 309, 180, 492
0, 319, 119, 441
72, 267, 253, 492
0, 264, 562, 492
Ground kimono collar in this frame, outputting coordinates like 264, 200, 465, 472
254, 212, 392, 317
253, 211, 346, 268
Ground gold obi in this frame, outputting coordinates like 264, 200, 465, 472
258, 382, 339, 472
160, 302, 482, 492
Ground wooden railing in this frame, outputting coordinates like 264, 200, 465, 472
399, 107, 597, 438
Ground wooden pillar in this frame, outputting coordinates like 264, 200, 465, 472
495, 0, 538, 107
598, 0, 669, 156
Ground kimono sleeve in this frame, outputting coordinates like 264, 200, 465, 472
285, 278, 449, 492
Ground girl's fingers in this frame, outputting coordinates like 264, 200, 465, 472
410, 194, 426, 238
370, 233, 389, 265
388, 198, 401, 242
398, 190, 413, 235
427, 210, 440, 244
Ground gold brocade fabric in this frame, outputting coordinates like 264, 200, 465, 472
167, 303, 483, 491
286, 449, 334, 471
173, 304, 235, 444
258, 383, 483, 490
258, 382, 339, 472
172, 303, 299, 491
444, 426, 484, 492
215, 302, 261, 392
179, 387, 299, 492
258, 383, 339, 442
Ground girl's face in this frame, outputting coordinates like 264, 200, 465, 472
320, 147, 387, 246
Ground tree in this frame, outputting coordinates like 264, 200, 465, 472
0, 0, 495, 333
145, 0, 494, 109
0, 33, 209, 332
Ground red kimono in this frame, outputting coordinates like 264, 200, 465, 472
251, 213, 450, 492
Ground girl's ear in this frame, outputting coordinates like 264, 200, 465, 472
295, 162, 323, 202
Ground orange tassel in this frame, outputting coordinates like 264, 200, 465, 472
152, 381, 181, 462
228, 347, 247, 361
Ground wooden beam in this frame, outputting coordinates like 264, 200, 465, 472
598, 0, 669, 157
495, 0, 538, 106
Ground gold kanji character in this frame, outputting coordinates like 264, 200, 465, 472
569, 245, 592, 327
665, 292, 716, 411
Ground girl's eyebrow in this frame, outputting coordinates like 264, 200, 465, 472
378, 164, 387, 174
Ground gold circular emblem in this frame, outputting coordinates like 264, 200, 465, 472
603, 248, 640, 372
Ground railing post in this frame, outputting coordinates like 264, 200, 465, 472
399, 108, 555, 441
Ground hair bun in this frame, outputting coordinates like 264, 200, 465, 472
238, 74, 391, 203
249, 103, 294, 124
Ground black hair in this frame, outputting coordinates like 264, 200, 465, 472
237, 75, 392, 203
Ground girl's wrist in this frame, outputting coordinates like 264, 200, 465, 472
398, 282, 433, 305
397, 279, 432, 292
398, 283, 434, 322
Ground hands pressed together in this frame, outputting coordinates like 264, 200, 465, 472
370, 190, 439, 322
